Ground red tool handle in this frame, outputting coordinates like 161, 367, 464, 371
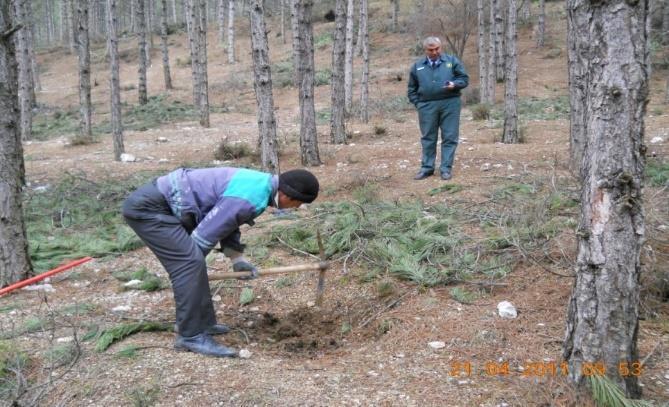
0, 257, 93, 296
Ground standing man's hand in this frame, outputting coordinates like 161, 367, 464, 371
444, 81, 456, 90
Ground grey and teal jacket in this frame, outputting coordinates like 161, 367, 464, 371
407, 53, 469, 106
156, 167, 277, 255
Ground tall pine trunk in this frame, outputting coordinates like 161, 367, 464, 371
354, 0, 363, 56
493, 0, 504, 81
77, 0, 93, 140
536, 0, 545, 48
13, 0, 33, 141
0, 0, 33, 286
330, 0, 346, 144
160, 0, 173, 90
227, 0, 235, 63
197, 0, 209, 127
218, 0, 227, 46
295, 0, 320, 166
68, 0, 78, 53
477, 0, 488, 105
280, 0, 286, 44
359, 0, 369, 123
563, 0, 648, 398
185, 0, 200, 106
249, 0, 279, 173
344, 0, 354, 114
391, 0, 398, 32
107, 0, 124, 161
137, 0, 149, 105
290, 0, 300, 85
501, 0, 517, 143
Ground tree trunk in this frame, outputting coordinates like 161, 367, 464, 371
160, 0, 173, 90
359, 0, 369, 123
330, 0, 346, 144
280, 0, 286, 44
137, 0, 149, 105
218, 0, 227, 46
227, 0, 235, 63
77, 0, 93, 140
477, 0, 488, 105
145, 0, 153, 66
107, 0, 124, 161
295, 0, 320, 166
290, 0, 300, 85
197, 0, 209, 127
249, 0, 279, 173
493, 0, 504, 81
663, 0, 669, 43
69, 0, 78, 53
185, 0, 200, 106
0, 0, 33, 287
172, 0, 178, 23
60, 0, 68, 43
520, 0, 530, 22
354, 0, 363, 56
563, 1, 648, 398
567, 0, 586, 171
486, 0, 496, 104
391, 0, 398, 32
13, 0, 33, 141
501, 0, 517, 143
28, 24, 40, 93
344, 0, 354, 114
536, 0, 545, 48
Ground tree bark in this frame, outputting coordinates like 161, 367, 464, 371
520, 0, 530, 22
197, 0, 210, 127
477, 0, 488, 104
107, 0, 124, 161
13, 0, 33, 141
218, 0, 227, 46
331, 0, 347, 144
144, 0, 153, 66
249, 0, 280, 173
354, 0, 363, 56
69, 0, 78, 53
563, 1, 648, 398
344, 0, 354, 114
391, 0, 398, 32
295, 0, 320, 166
227, 0, 235, 63
501, 0, 517, 143
28, 23, 40, 93
492, 0, 504, 81
172, 0, 178, 24
487, 0, 496, 103
663, 0, 669, 43
77, 0, 93, 140
536, 0, 545, 48
160, 0, 173, 90
290, 0, 300, 85
185, 0, 200, 106
137, 0, 149, 105
359, 0, 369, 123
0, 0, 33, 286
280, 0, 286, 44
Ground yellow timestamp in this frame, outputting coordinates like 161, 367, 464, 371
447, 360, 644, 377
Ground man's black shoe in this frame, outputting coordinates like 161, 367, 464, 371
174, 333, 237, 358
440, 172, 452, 181
206, 324, 231, 335
413, 171, 433, 180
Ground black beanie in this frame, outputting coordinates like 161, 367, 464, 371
279, 169, 319, 203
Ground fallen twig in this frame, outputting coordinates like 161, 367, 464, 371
358, 290, 414, 329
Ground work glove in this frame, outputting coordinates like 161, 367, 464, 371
231, 257, 258, 280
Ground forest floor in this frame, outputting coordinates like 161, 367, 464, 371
1, 2, 669, 406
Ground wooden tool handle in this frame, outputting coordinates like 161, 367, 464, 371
208, 261, 329, 280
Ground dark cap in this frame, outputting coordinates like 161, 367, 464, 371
279, 169, 319, 203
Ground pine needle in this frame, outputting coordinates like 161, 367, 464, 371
95, 322, 173, 352
588, 375, 653, 407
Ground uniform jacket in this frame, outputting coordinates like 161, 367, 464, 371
156, 167, 277, 254
407, 53, 469, 106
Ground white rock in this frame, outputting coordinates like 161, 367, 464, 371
306, 301, 316, 307
493, 164, 503, 168
249, 306, 260, 312
480, 163, 491, 172
112, 305, 131, 312
650, 136, 664, 144
537, 323, 546, 327
212, 295, 222, 302
158, 158, 169, 163
428, 341, 446, 349
57, 337, 74, 343
22, 283, 55, 292
467, 147, 474, 151
33, 185, 49, 192
123, 279, 143, 288
239, 349, 252, 359
497, 301, 517, 319
664, 373, 669, 380
367, 371, 379, 377
156, 137, 168, 142
120, 153, 136, 162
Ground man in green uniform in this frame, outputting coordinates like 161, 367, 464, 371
408, 37, 469, 181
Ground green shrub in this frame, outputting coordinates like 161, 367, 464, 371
471, 104, 490, 121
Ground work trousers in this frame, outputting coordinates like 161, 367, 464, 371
121, 182, 216, 337
416, 97, 462, 175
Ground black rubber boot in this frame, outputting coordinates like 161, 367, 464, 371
205, 324, 231, 335
174, 333, 237, 358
